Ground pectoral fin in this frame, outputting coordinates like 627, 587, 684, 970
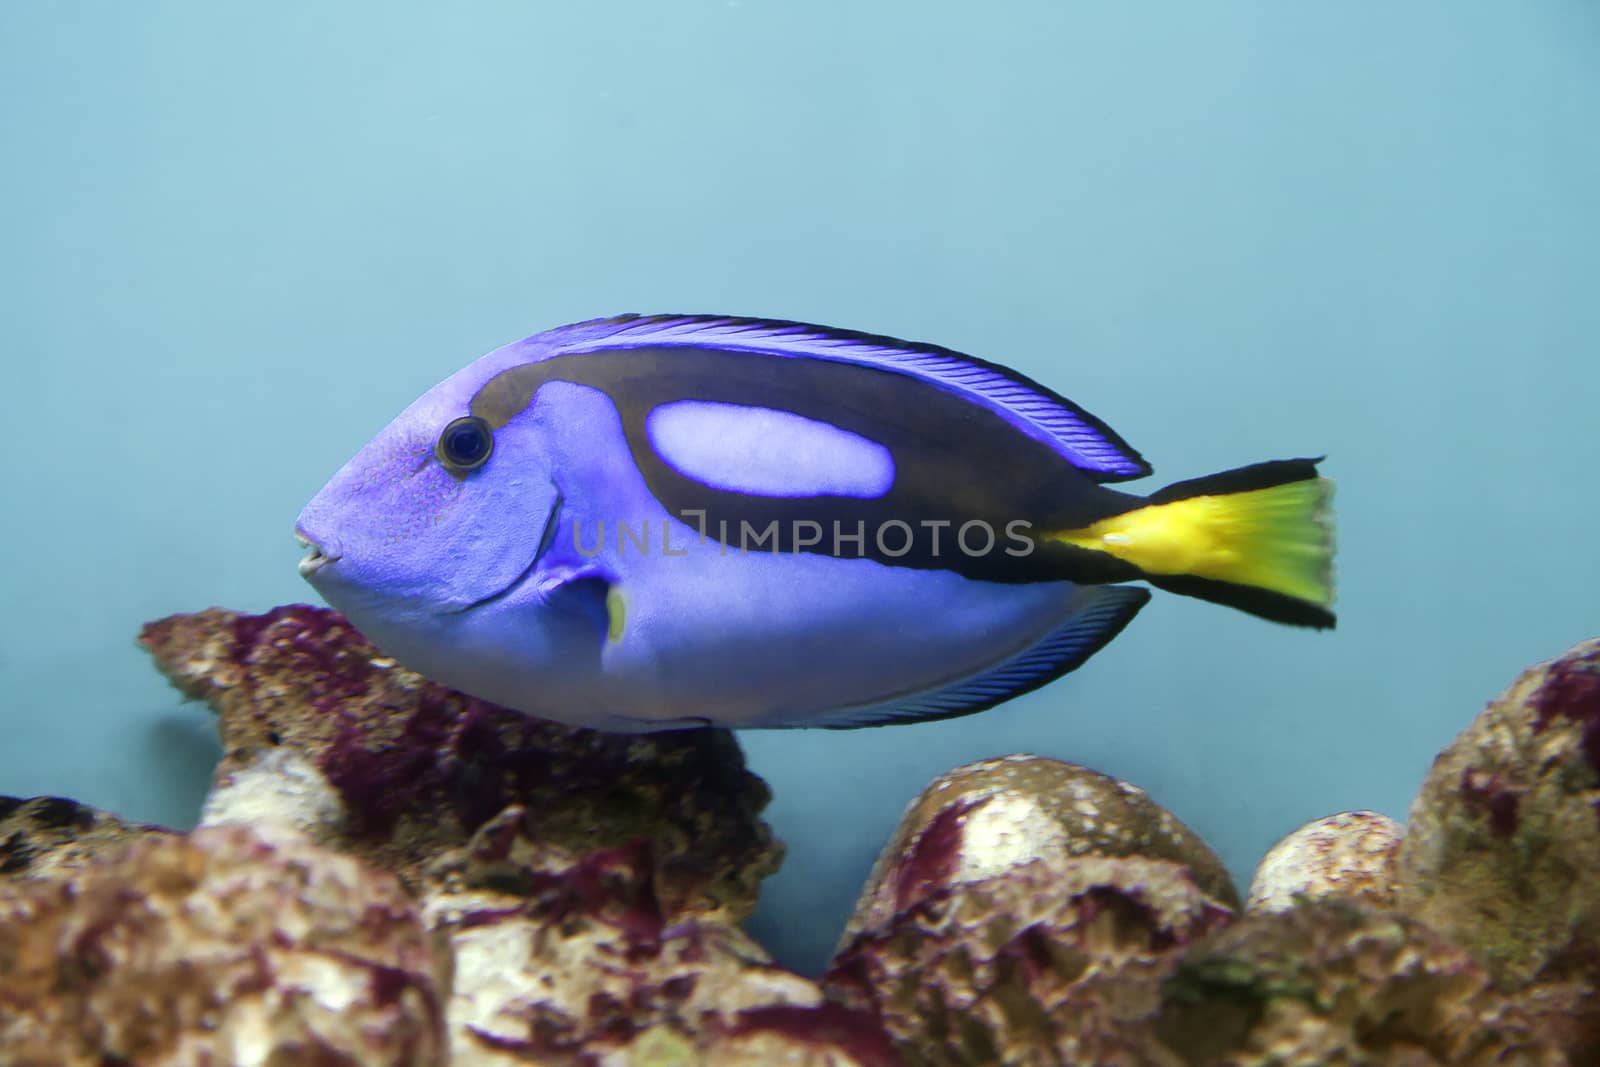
535, 565, 625, 644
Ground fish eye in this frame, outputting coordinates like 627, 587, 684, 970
437, 416, 494, 472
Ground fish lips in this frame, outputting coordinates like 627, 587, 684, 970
294, 527, 342, 581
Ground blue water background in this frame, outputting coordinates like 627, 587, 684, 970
3, 4, 1597, 975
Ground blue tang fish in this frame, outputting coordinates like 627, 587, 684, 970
296, 315, 1334, 731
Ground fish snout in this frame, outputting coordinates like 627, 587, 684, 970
294, 527, 342, 580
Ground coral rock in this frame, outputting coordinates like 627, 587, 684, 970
0, 823, 447, 1067
1397, 637, 1600, 1060
824, 853, 1230, 1067
423, 807, 901, 1066
838, 755, 1238, 952
1247, 810, 1403, 912
1151, 901, 1567, 1066
140, 604, 782, 922
0, 795, 168, 881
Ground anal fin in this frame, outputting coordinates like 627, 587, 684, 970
803, 585, 1151, 729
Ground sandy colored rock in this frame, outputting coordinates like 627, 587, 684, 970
1396, 637, 1600, 1061
823, 853, 1229, 1067
0, 822, 447, 1067
423, 807, 900, 1066
0, 795, 169, 881
140, 604, 782, 922
1247, 810, 1403, 912
838, 755, 1237, 952
590, 1012, 905, 1066
1151, 900, 1566, 1066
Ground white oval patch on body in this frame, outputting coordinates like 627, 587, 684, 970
644, 400, 895, 498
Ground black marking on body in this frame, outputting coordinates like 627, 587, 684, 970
472, 346, 1145, 583
569, 314, 1153, 482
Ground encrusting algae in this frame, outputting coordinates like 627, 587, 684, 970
0, 606, 1595, 1064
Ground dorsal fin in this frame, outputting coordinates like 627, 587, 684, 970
795, 585, 1151, 729
531, 314, 1151, 483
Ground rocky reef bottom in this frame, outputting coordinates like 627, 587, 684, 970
2, 606, 1598, 1065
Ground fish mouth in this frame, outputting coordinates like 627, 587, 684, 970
295, 530, 341, 579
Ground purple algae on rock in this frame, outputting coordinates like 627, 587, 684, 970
422, 805, 902, 1066
825, 853, 1229, 1067
836, 754, 1239, 956
0, 823, 448, 1067
823, 755, 1240, 1066
138, 604, 783, 923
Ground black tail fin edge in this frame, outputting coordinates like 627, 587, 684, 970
1147, 573, 1337, 630
1148, 456, 1326, 504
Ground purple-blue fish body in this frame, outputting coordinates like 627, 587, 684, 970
296, 315, 1335, 731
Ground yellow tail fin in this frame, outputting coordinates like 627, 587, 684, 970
1051, 459, 1336, 627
